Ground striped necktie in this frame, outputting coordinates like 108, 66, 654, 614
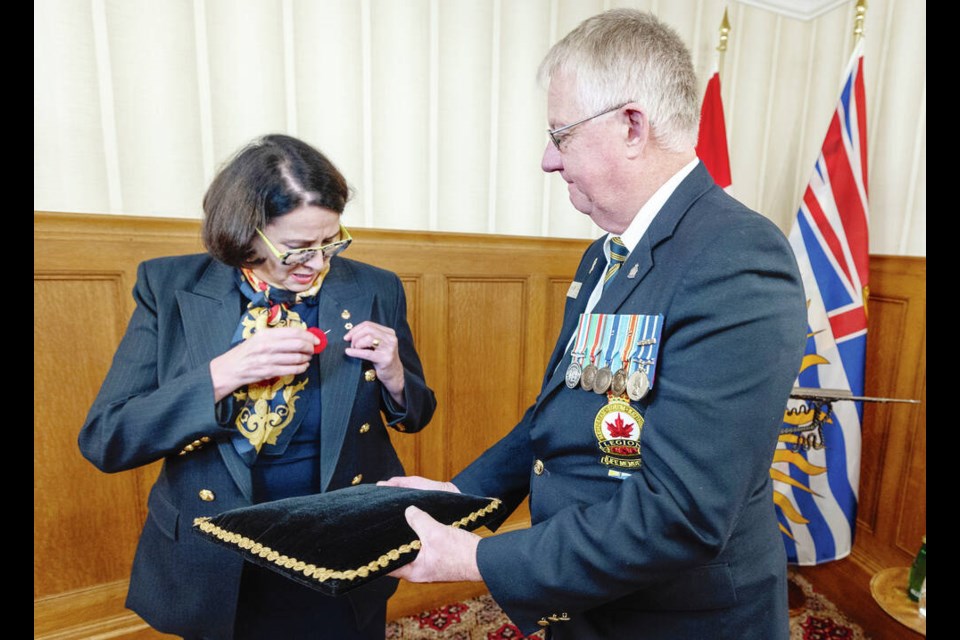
603, 236, 629, 291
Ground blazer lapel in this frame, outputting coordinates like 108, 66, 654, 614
541, 240, 605, 391
595, 162, 716, 314
314, 260, 373, 492
174, 260, 254, 502
177, 261, 241, 365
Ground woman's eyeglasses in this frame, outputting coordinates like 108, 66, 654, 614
256, 225, 352, 266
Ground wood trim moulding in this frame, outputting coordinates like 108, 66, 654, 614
34, 580, 173, 640
34, 211, 203, 242
34, 210, 591, 254
35, 211, 593, 287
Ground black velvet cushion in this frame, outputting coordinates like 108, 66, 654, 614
192, 484, 501, 596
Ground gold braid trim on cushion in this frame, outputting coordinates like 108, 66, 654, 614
192, 497, 501, 583
451, 497, 501, 528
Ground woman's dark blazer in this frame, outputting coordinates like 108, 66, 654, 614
79, 252, 436, 639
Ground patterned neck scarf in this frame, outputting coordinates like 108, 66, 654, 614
230, 267, 326, 465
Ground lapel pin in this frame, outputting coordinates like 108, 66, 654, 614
588, 257, 598, 274
627, 264, 639, 279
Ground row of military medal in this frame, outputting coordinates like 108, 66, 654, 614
566, 357, 654, 400
563, 313, 664, 402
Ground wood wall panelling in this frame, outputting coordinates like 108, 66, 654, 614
870, 257, 926, 562
897, 359, 925, 556
850, 255, 927, 571
856, 288, 907, 537
35, 274, 144, 596
547, 277, 573, 365
445, 277, 526, 477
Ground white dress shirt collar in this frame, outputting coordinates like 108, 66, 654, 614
606, 157, 700, 258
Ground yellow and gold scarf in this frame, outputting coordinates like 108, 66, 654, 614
229, 268, 325, 464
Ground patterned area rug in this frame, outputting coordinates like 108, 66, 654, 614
385, 571, 869, 639
788, 570, 870, 640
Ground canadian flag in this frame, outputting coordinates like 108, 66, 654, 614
695, 69, 732, 189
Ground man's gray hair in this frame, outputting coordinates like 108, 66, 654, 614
537, 9, 700, 151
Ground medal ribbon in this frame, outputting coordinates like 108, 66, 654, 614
628, 316, 650, 378
640, 314, 664, 386
602, 314, 624, 372
628, 314, 664, 387
620, 315, 640, 372
570, 313, 592, 366
587, 314, 607, 366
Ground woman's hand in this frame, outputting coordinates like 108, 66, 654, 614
209, 326, 319, 402
344, 320, 406, 405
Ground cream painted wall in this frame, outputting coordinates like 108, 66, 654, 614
34, 0, 925, 255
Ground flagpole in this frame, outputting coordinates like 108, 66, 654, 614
853, 0, 867, 44
696, 6, 733, 189
716, 7, 731, 80
853, 0, 869, 314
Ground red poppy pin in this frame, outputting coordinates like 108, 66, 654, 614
307, 327, 329, 354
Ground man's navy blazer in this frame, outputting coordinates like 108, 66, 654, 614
79, 254, 436, 639
454, 163, 808, 639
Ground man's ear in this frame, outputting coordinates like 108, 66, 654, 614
623, 104, 648, 158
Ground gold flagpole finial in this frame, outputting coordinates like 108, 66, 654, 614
853, 0, 867, 42
717, 8, 731, 53
716, 7, 731, 79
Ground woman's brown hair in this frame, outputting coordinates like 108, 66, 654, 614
201, 134, 351, 267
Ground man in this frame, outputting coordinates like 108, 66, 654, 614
381, 9, 807, 639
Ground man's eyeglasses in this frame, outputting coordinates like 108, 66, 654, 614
547, 103, 627, 151
256, 224, 352, 266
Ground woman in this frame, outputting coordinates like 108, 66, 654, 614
78, 134, 436, 639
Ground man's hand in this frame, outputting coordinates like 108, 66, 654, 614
377, 475, 460, 494
389, 505, 482, 583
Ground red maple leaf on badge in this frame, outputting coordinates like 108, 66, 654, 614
606, 413, 634, 438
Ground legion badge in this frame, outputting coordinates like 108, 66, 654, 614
594, 398, 643, 470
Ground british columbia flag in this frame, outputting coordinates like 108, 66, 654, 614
773, 40, 869, 565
